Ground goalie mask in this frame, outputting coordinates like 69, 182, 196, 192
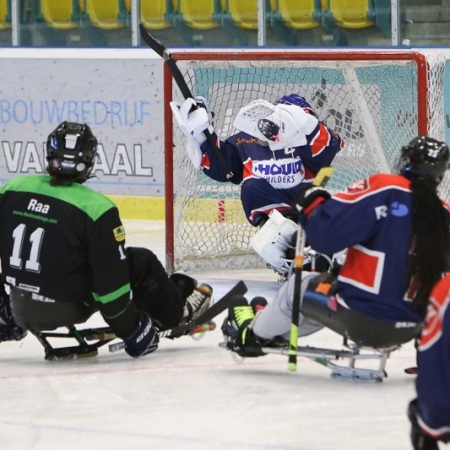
277, 94, 317, 118
398, 135, 450, 184
46, 121, 98, 183
234, 98, 319, 151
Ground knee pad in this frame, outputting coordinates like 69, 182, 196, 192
250, 209, 297, 274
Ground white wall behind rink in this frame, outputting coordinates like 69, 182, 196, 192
0, 48, 165, 204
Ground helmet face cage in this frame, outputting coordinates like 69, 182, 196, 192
46, 121, 98, 183
398, 135, 450, 183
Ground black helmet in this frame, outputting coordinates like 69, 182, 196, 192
399, 135, 450, 184
46, 121, 97, 183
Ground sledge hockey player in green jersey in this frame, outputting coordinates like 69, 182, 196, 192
0, 121, 212, 358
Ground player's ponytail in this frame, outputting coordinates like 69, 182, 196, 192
408, 176, 448, 309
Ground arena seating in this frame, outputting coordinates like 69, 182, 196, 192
0, 0, 10, 30
222, 0, 258, 30
325, 0, 375, 29
176, 0, 219, 30
271, 0, 323, 30
139, 0, 172, 30
37, 0, 83, 30
85, 0, 124, 30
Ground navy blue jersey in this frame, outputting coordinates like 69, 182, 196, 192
0, 175, 133, 328
199, 121, 343, 225
300, 173, 450, 322
416, 271, 450, 441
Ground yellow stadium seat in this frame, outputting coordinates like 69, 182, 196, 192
178, 0, 218, 30
39, 0, 82, 30
224, 0, 257, 30
85, 0, 124, 30
273, 0, 323, 30
139, 0, 171, 30
328, 0, 374, 29
0, 0, 9, 30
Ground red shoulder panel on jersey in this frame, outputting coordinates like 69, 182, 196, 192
310, 123, 331, 156
420, 272, 450, 350
335, 173, 410, 202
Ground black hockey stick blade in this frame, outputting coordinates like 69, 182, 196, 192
139, 23, 234, 179
138, 23, 166, 59
139, 23, 192, 100
109, 280, 248, 352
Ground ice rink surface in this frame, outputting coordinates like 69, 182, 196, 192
0, 221, 419, 450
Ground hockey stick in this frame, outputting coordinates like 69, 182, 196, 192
139, 23, 234, 180
288, 167, 334, 372
109, 280, 248, 352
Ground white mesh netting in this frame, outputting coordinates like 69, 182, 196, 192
166, 50, 446, 272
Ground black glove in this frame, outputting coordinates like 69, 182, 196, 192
294, 184, 331, 213
124, 312, 159, 358
408, 399, 439, 450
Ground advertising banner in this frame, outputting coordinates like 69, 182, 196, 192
0, 48, 164, 197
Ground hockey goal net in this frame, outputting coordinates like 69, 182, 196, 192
164, 50, 445, 273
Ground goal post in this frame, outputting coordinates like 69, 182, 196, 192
163, 49, 446, 273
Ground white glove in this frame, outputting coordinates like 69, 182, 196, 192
171, 97, 210, 143
170, 97, 213, 169
193, 95, 214, 124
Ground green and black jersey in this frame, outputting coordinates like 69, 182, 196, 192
0, 175, 133, 329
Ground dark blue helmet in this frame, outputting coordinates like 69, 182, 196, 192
277, 94, 316, 117
399, 135, 450, 184
46, 121, 98, 183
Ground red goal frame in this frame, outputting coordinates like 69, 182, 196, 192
163, 50, 434, 273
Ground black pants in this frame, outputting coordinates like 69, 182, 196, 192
10, 288, 97, 332
127, 247, 185, 329
9, 247, 186, 332
302, 273, 423, 348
